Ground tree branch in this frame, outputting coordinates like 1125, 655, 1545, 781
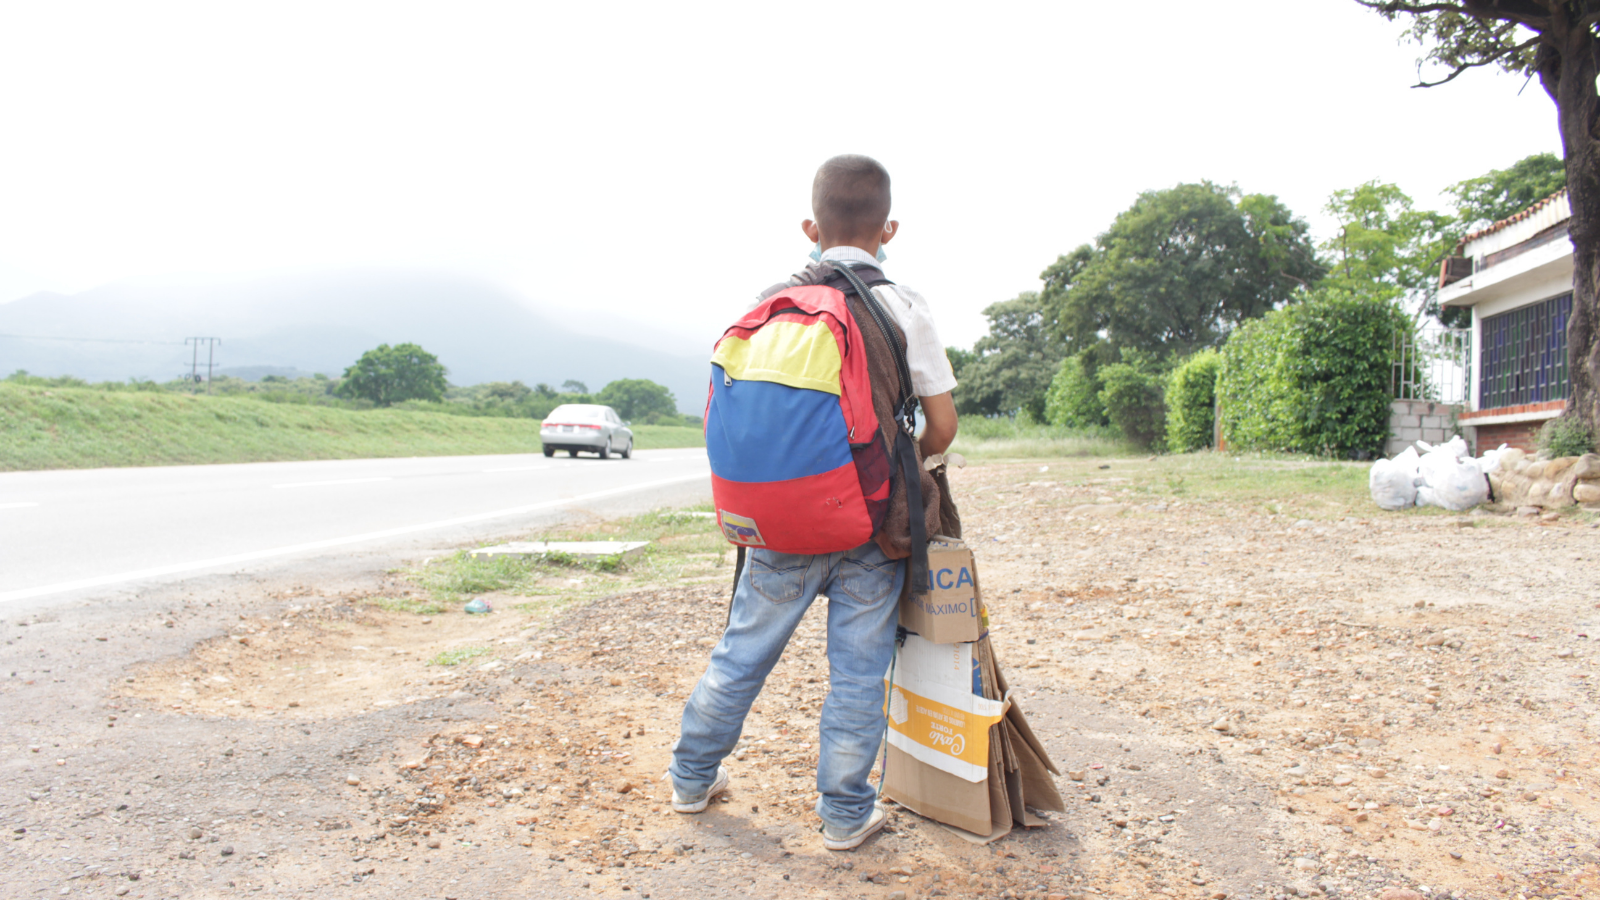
1354, 1, 1467, 12
1412, 33, 1544, 86
1357, 0, 1553, 30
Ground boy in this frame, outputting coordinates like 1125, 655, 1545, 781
669, 154, 958, 850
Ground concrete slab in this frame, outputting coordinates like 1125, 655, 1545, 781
468, 540, 650, 561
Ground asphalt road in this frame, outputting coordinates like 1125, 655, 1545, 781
0, 449, 711, 604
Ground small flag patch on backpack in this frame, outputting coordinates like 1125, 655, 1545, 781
718, 511, 766, 547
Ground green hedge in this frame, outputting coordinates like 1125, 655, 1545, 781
1165, 349, 1220, 452
1217, 290, 1409, 456
1098, 363, 1165, 449
1043, 353, 1108, 428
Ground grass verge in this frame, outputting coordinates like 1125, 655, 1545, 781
0, 383, 704, 470
965, 451, 1493, 521
427, 646, 492, 667
368, 596, 448, 616
398, 504, 726, 616
949, 418, 1133, 460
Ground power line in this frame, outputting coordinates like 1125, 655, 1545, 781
186, 337, 222, 393
0, 332, 186, 346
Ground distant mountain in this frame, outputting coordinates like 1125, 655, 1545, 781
0, 270, 711, 411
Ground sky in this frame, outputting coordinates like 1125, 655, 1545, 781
0, 0, 1564, 353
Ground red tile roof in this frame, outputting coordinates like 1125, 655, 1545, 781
1456, 188, 1568, 252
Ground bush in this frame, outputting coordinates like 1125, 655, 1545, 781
1165, 350, 1220, 452
1098, 363, 1165, 449
1044, 354, 1108, 427
1539, 416, 1596, 458
1217, 289, 1410, 456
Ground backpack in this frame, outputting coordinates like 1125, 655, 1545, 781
705, 263, 930, 593
705, 282, 893, 554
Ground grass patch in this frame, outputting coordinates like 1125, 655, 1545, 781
400, 504, 727, 614
974, 451, 1415, 522
413, 553, 550, 602
427, 646, 491, 667
0, 382, 704, 471
950, 418, 1134, 460
367, 596, 447, 616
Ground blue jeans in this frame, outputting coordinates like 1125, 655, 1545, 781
670, 540, 904, 832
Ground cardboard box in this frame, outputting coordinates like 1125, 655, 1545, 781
882, 633, 1063, 843
898, 535, 982, 644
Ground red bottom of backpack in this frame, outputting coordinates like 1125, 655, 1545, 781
711, 462, 876, 556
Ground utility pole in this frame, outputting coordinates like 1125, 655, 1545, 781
185, 337, 221, 394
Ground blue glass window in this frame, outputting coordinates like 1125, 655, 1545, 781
1479, 292, 1571, 409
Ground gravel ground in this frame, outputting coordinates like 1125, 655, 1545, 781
3, 457, 1598, 900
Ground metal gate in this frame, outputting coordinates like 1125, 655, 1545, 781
1392, 324, 1471, 404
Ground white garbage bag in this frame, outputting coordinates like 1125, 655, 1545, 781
1416, 453, 1488, 511
1369, 457, 1418, 510
1477, 442, 1510, 475
1392, 446, 1420, 481
1415, 435, 1470, 459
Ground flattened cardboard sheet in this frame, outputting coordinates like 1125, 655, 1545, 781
885, 635, 1005, 782
883, 745, 995, 838
882, 634, 1061, 843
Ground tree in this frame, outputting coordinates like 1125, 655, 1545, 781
560, 379, 589, 395
1041, 182, 1323, 360
1321, 181, 1455, 305
950, 292, 1065, 419
336, 343, 447, 406
945, 346, 977, 387
1358, 0, 1600, 440
483, 380, 533, 403
596, 378, 677, 422
1446, 151, 1568, 229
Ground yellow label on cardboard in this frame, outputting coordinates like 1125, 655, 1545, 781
885, 682, 1003, 782
885, 633, 1007, 783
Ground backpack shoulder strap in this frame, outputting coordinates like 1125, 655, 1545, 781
827, 261, 930, 599
828, 262, 915, 429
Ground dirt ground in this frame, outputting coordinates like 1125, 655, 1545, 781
6, 456, 1600, 900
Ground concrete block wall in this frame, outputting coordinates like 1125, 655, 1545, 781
1386, 399, 1464, 457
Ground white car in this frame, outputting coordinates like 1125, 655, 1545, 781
540, 404, 634, 459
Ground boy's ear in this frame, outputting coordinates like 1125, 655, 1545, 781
801, 219, 821, 244
881, 219, 899, 245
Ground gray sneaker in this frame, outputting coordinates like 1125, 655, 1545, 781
822, 803, 888, 851
671, 766, 730, 814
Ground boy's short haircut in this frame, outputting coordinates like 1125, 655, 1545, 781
812, 155, 891, 245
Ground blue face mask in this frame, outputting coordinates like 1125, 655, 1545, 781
811, 243, 887, 263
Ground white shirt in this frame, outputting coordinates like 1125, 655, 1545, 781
748, 246, 958, 398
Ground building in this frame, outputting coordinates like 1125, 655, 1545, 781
1437, 190, 1573, 451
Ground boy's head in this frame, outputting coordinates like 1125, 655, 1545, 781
803, 154, 897, 255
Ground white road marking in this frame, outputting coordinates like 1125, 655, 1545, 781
482, 466, 555, 473
273, 477, 393, 490
0, 502, 40, 510
0, 472, 709, 604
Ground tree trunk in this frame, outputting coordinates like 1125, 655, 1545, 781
1540, 9, 1600, 438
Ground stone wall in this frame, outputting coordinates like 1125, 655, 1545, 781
1487, 450, 1600, 510
1387, 400, 1463, 458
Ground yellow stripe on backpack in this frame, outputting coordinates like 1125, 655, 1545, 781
712, 320, 843, 395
